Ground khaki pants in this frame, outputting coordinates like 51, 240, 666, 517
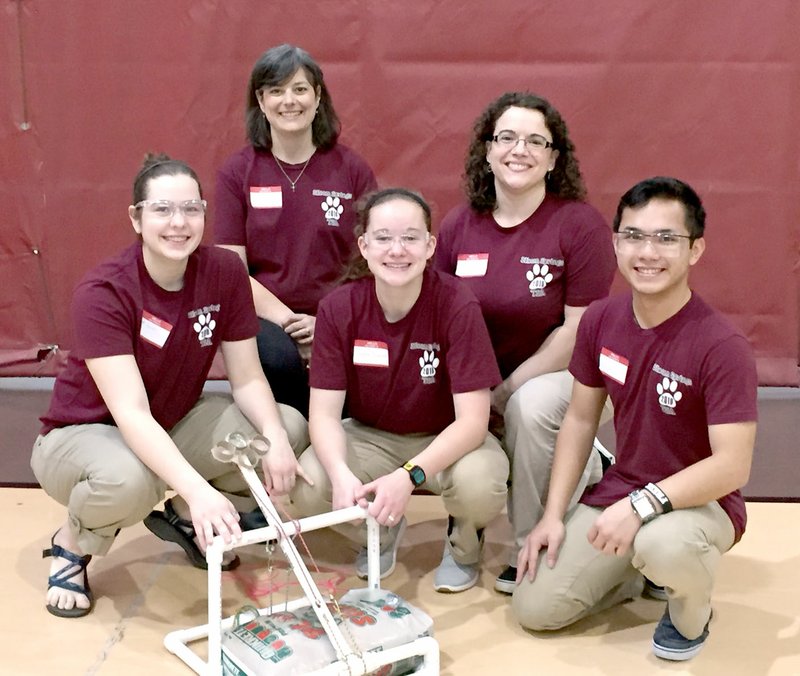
504, 370, 609, 564
31, 395, 309, 556
511, 501, 735, 640
291, 419, 509, 565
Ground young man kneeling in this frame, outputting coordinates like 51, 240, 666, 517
512, 176, 757, 661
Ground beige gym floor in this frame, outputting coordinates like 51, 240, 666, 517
5, 489, 799, 675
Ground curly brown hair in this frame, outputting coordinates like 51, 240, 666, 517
464, 92, 586, 213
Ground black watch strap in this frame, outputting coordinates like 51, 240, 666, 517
403, 461, 426, 488
645, 482, 673, 513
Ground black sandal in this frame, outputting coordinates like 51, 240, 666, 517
143, 499, 240, 571
43, 534, 94, 618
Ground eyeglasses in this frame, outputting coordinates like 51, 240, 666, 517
616, 229, 693, 249
134, 199, 207, 219
364, 232, 430, 250
492, 130, 554, 150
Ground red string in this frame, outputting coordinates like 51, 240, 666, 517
225, 496, 352, 605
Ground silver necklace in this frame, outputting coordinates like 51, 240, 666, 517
272, 151, 315, 191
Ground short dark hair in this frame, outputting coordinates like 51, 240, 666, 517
613, 176, 706, 240
245, 44, 340, 151
342, 188, 432, 282
132, 153, 201, 204
464, 91, 586, 213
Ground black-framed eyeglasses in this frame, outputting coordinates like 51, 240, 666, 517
491, 130, 554, 150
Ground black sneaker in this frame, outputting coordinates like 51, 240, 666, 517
652, 608, 711, 661
238, 508, 268, 531
494, 566, 517, 594
643, 577, 668, 601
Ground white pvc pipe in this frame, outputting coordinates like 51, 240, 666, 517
163, 468, 439, 675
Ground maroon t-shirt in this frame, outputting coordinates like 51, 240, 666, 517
214, 144, 377, 314
571, 293, 758, 542
40, 244, 259, 434
310, 269, 502, 435
434, 196, 615, 378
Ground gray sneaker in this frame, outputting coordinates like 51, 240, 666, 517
355, 517, 407, 580
433, 540, 479, 593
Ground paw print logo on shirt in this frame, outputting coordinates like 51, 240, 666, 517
321, 195, 344, 226
526, 263, 553, 297
419, 350, 440, 384
656, 377, 682, 415
193, 313, 216, 344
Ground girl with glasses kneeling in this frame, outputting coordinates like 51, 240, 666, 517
33, 154, 309, 618
291, 188, 508, 593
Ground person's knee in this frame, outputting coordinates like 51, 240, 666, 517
87, 464, 158, 523
290, 450, 332, 517
633, 521, 708, 578
290, 480, 320, 517
506, 376, 568, 427
504, 385, 540, 430
443, 455, 508, 519
278, 405, 310, 452
512, 581, 578, 631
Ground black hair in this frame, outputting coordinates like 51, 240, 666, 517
613, 176, 705, 240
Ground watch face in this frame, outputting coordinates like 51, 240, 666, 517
410, 466, 425, 486
632, 492, 655, 520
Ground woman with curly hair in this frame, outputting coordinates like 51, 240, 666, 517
214, 44, 376, 418
434, 92, 615, 593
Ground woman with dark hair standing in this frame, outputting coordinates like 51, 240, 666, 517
33, 155, 309, 618
291, 188, 508, 593
215, 44, 377, 418
434, 92, 616, 593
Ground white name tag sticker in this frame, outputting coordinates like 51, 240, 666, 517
249, 186, 282, 209
455, 253, 489, 277
599, 347, 629, 385
140, 310, 173, 349
353, 339, 389, 367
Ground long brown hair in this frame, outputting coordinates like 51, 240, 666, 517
245, 44, 340, 151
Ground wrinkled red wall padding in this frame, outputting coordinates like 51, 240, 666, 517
2, 1, 798, 384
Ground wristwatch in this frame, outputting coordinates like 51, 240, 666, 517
402, 462, 426, 488
629, 489, 657, 524
645, 482, 673, 514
